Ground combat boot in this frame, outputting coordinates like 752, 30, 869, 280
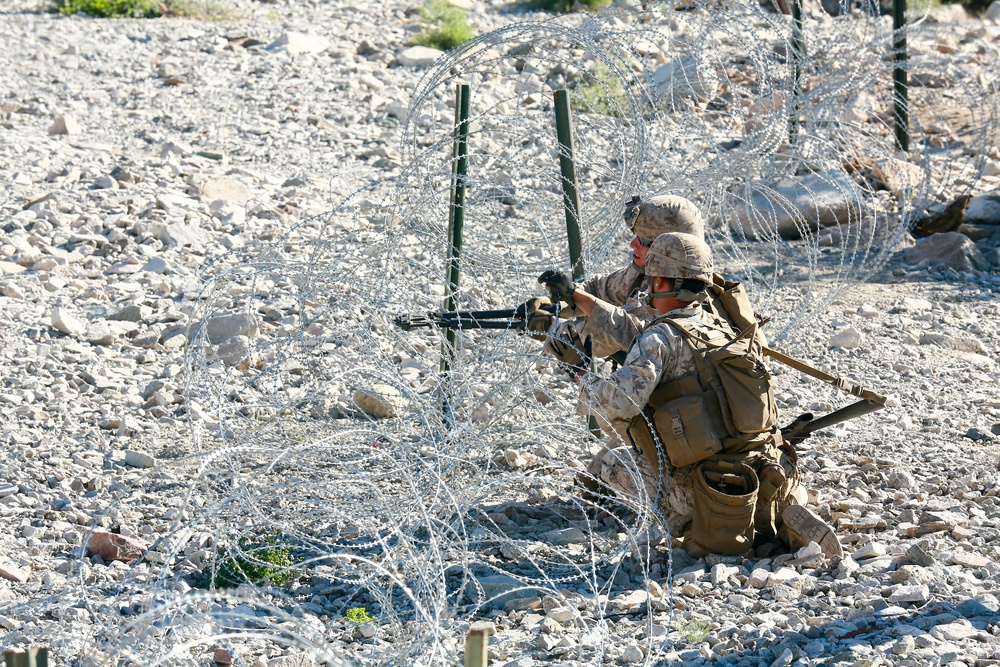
778, 504, 843, 559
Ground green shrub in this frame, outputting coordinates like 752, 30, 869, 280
521, 0, 612, 12
570, 61, 629, 116
56, 0, 162, 17
411, 0, 475, 51
345, 607, 375, 624
205, 535, 300, 589
55, 0, 233, 18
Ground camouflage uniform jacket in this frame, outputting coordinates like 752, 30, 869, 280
577, 304, 706, 422
561, 263, 657, 359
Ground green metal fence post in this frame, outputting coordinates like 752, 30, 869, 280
553, 90, 601, 436
789, 0, 804, 143
893, 0, 910, 152
441, 84, 471, 422
553, 90, 584, 281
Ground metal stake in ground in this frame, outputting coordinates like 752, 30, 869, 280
893, 0, 909, 152
789, 0, 804, 143
553, 90, 599, 436
4, 649, 48, 667
441, 83, 471, 422
553, 90, 584, 281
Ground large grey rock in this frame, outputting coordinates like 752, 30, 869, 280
159, 223, 213, 249
651, 54, 719, 107
267, 32, 330, 55
205, 313, 258, 345
987, 0, 1000, 19
902, 232, 990, 272
964, 191, 1000, 224
397, 46, 443, 67
728, 171, 865, 240
467, 574, 538, 609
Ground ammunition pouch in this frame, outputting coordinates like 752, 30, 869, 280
685, 459, 759, 557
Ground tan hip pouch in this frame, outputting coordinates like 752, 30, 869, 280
685, 460, 759, 557
627, 393, 723, 471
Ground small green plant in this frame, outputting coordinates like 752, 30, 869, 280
411, 0, 475, 51
680, 619, 712, 643
570, 62, 629, 116
521, 0, 611, 12
345, 607, 375, 625
206, 535, 300, 588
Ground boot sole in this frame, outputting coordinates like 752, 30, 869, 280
781, 504, 843, 558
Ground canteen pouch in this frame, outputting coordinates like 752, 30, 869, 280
627, 394, 723, 471
685, 460, 758, 557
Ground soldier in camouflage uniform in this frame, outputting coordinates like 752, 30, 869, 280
568, 233, 842, 557
527, 195, 705, 366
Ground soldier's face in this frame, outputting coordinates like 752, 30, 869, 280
629, 236, 652, 267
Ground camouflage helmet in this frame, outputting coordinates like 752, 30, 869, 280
644, 232, 714, 283
623, 195, 705, 242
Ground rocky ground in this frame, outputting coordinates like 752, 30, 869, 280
2, 0, 1000, 665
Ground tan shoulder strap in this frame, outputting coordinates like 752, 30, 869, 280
763, 347, 886, 405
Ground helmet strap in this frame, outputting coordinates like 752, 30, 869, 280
645, 277, 707, 306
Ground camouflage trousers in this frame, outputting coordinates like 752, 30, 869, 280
586, 444, 695, 536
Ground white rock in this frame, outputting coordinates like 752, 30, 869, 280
51, 306, 86, 336
964, 191, 1000, 223
267, 32, 331, 55
852, 541, 887, 560
888, 584, 931, 604
828, 326, 864, 348
397, 46, 443, 67
504, 448, 528, 468
620, 643, 645, 664
48, 115, 81, 135
124, 450, 156, 469
201, 176, 249, 203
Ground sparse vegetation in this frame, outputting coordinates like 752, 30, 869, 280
570, 61, 629, 116
54, 0, 232, 19
56, 0, 161, 17
680, 619, 712, 643
204, 535, 300, 589
345, 607, 375, 625
411, 0, 475, 51
521, 0, 612, 12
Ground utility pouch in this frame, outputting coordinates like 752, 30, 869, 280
685, 460, 758, 557
627, 392, 724, 472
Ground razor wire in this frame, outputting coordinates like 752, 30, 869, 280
4, 1, 997, 665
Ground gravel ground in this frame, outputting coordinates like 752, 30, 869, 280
2, 0, 1000, 665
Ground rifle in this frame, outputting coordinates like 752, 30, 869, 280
394, 307, 527, 332
768, 346, 887, 446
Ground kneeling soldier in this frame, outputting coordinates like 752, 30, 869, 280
572, 232, 841, 558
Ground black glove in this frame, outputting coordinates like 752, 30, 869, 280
537, 270, 577, 308
515, 296, 556, 341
